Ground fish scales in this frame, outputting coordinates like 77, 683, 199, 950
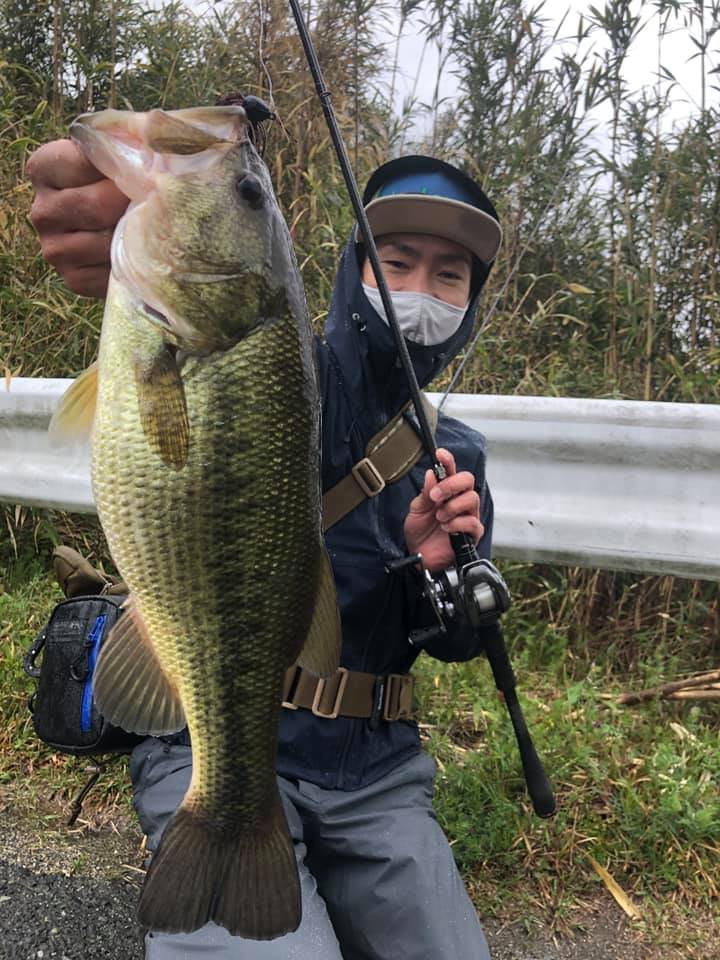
93, 284, 319, 823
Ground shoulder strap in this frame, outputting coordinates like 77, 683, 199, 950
322, 395, 439, 532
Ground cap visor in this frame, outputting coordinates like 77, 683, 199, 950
357, 195, 502, 264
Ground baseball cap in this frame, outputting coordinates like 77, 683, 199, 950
357, 156, 502, 265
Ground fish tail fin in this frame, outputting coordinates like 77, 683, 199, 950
138, 795, 301, 940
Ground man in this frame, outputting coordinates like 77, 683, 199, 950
28, 140, 502, 958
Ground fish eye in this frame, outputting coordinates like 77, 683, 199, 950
236, 173, 265, 210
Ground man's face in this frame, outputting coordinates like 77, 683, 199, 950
361, 233, 473, 308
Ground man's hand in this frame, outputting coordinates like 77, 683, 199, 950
27, 139, 129, 299
404, 448, 483, 572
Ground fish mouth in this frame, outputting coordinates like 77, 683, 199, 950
71, 112, 155, 203
70, 107, 249, 202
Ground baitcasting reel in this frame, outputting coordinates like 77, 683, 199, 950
386, 553, 511, 650
387, 548, 555, 819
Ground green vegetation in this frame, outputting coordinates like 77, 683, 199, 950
1, 563, 717, 947
415, 628, 719, 917
1, 0, 718, 949
410, 561, 719, 936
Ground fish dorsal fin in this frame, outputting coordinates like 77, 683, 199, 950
48, 363, 98, 445
295, 546, 342, 678
133, 343, 189, 470
145, 109, 225, 155
93, 596, 186, 736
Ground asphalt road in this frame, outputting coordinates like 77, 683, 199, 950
0, 803, 146, 960
0, 857, 143, 960
0, 812, 658, 960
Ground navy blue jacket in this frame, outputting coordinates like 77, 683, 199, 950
276, 239, 495, 790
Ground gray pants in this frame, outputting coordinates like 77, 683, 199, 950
129, 740, 491, 959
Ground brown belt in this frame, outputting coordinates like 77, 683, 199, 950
282, 665, 414, 722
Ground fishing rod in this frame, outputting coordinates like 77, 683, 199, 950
287, 0, 555, 818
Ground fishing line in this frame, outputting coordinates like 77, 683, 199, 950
254, 0, 292, 151
256, 0, 276, 111
438, 160, 576, 414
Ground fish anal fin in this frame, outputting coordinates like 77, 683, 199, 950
93, 596, 185, 736
133, 343, 189, 470
295, 546, 342, 678
48, 363, 98, 445
138, 794, 301, 939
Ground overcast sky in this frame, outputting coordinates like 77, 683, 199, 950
188, 1, 715, 136
389, 0, 716, 132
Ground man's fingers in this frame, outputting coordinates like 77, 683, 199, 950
62, 265, 112, 300
27, 142, 126, 300
429, 470, 476, 504
435, 490, 480, 524
39, 228, 113, 298
40, 228, 114, 272
31, 179, 129, 234
26, 139, 105, 190
434, 447, 457, 477
439, 514, 485, 543
408, 478, 437, 516
419, 449, 457, 503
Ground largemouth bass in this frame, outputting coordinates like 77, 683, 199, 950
51, 105, 341, 939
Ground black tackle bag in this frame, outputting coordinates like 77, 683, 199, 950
23, 594, 143, 755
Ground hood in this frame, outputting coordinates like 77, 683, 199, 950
323, 236, 488, 423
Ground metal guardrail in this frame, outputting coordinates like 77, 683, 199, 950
2, 378, 719, 581
429, 392, 720, 582
1, 378, 93, 514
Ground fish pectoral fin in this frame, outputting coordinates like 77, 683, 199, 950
133, 343, 189, 470
145, 109, 225, 155
93, 596, 186, 736
48, 363, 98, 445
295, 546, 342, 678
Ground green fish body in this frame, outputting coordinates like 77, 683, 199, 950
53, 106, 340, 940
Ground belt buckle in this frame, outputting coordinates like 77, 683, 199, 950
382, 674, 412, 722
352, 458, 386, 498
311, 667, 349, 719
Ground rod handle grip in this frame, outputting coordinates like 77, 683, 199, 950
505, 689, 556, 818
450, 531, 479, 570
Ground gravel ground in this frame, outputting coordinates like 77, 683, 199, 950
0, 811, 145, 960
0, 802, 707, 960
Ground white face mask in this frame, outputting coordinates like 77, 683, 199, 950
362, 283, 468, 346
